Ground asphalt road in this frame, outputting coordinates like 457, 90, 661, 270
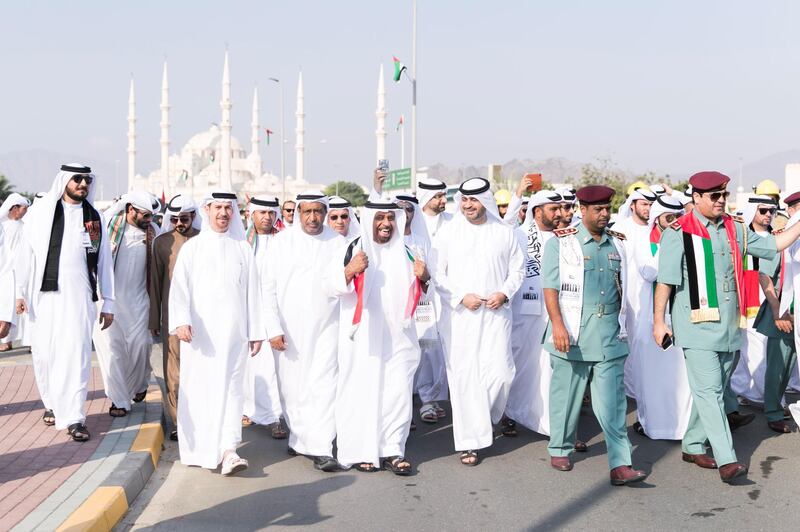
118, 348, 800, 532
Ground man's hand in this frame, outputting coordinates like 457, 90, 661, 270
150, 329, 160, 337
661, 183, 674, 195
0, 321, 10, 339
461, 294, 483, 311
485, 292, 508, 310
15, 299, 26, 315
652, 321, 673, 348
175, 325, 193, 343
775, 312, 794, 334
551, 322, 571, 353
345, 250, 369, 282
373, 167, 387, 194
269, 335, 288, 351
413, 259, 430, 283
249, 340, 263, 357
516, 175, 533, 197
99, 312, 114, 331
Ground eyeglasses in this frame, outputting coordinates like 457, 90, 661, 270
701, 190, 730, 203
71, 175, 93, 185
758, 207, 777, 215
133, 207, 153, 218
170, 216, 192, 224
329, 213, 349, 221
664, 213, 678, 223
283, 208, 295, 213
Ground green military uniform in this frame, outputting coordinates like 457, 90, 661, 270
658, 210, 776, 465
542, 222, 632, 469
752, 249, 797, 422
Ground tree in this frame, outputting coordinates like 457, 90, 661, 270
323, 181, 368, 207
578, 158, 631, 212
0, 174, 15, 203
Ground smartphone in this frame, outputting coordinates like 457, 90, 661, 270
524, 173, 543, 192
378, 159, 389, 173
660, 333, 673, 350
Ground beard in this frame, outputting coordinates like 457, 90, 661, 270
65, 187, 88, 202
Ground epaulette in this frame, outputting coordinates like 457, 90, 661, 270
606, 229, 626, 241
554, 227, 578, 238
669, 220, 682, 230
731, 215, 745, 223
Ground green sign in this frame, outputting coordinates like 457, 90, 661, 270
384, 168, 412, 190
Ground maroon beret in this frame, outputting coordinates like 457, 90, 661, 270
689, 171, 730, 192
576, 185, 615, 205
784, 190, 800, 207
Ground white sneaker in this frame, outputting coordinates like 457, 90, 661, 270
221, 452, 249, 476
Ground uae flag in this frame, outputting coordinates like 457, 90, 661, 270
393, 56, 407, 82
396, 115, 404, 131
264, 128, 274, 145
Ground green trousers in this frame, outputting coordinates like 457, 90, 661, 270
548, 355, 632, 469
764, 336, 797, 422
682, 349, 737, 466
723, 351, 741, 414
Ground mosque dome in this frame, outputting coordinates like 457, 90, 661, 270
181, 124, 246, 158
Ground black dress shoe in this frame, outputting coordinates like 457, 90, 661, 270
767, 420, 791, 434
313, 456, 341, 472
169, 429, 178, 441
287, 446, 299, 456
727, 411, 755, 430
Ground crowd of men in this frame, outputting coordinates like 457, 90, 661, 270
1, 163, 799, 485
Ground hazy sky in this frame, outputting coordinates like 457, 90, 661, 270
3, 0, 800, 187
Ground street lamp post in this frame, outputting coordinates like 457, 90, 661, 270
268, 77, 286, 201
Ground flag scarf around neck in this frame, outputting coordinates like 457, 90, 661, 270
246, 195, 281, 252
344, 201, 420, 339
556, 227, 628, 344
679, 211, 746, 326
741, 195, 775, 318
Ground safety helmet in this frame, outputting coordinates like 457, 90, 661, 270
494, 189, 512, 205
754, 179, 780, 196
626, 181, 650, 196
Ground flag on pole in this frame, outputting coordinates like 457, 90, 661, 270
396, 115, 404, 132
264, 128, 274, 145
393, 56, 407, 82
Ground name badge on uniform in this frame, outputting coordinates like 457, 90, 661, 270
608, 253, 621, 261
415, 300, 437, 340
81, 231, 93, 249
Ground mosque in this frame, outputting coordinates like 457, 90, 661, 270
126, 51, 391, 202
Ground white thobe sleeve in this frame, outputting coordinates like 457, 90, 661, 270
98, 227, 115, 314
634, 238, 658, 283
245, 248, 266, 342
262, 241, 285, 339
327, 245, 356, 298
502, 193, 523, 226
168, 243, 193, 334
0, 228, 16, 326
501, 229, 525, 300
430, 230, 465, 309
13, 237, 32, 300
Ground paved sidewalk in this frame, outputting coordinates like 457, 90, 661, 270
0, 351, 163, 532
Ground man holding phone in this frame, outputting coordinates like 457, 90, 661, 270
654, 171, 800, 483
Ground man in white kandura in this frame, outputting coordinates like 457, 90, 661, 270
728, 195, 777, 409
327, 196, 361, 241
503, 189, 564, 438
242, 195, 288, 440
0, 222, 16, 357
432, 177, 525, 466
629, 194, 692, 439
334, 199, 430, 475
417, 177, 453, 240
393, 194, 448, 424
169, 191, 264, 476
0, 193, 30, 351
614, 187, 656, 400
17, 164, 114, 440
94, 192, 156, 418
264, 191, 346, 472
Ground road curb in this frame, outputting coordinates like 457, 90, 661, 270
54, 390, 164, 532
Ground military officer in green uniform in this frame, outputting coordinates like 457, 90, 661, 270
542, 185, 647, 486
654, 171, 800, 483
752, 190, 800, 434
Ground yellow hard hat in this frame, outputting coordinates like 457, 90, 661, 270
494, 189, 512, 205
626, 181, 650, 196
754, 179, 780, 196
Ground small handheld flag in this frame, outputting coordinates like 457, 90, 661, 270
393, 56, 407, 82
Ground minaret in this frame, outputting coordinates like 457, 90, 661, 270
295, 71, 305, 182
250, 86, 262, 177
375, 64, 387, 164
220, 50, 233, 191
127, 77, 136, 191
159, 61, 170, 184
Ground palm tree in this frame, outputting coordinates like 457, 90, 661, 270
0, 174, 15, 202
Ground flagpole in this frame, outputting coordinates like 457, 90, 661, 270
400, 120, 405, 169
269, 77, 286, 202
411, 0, 418, 192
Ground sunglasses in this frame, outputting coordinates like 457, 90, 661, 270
329, 213, 349, 221
170, 215, 192, 224
758, 207, 777, 215
664, 213, 678, 223
71, 175, 93, 185
701, 190, 730, 202
283, 208, 295, 213
133, 207, 153, 218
